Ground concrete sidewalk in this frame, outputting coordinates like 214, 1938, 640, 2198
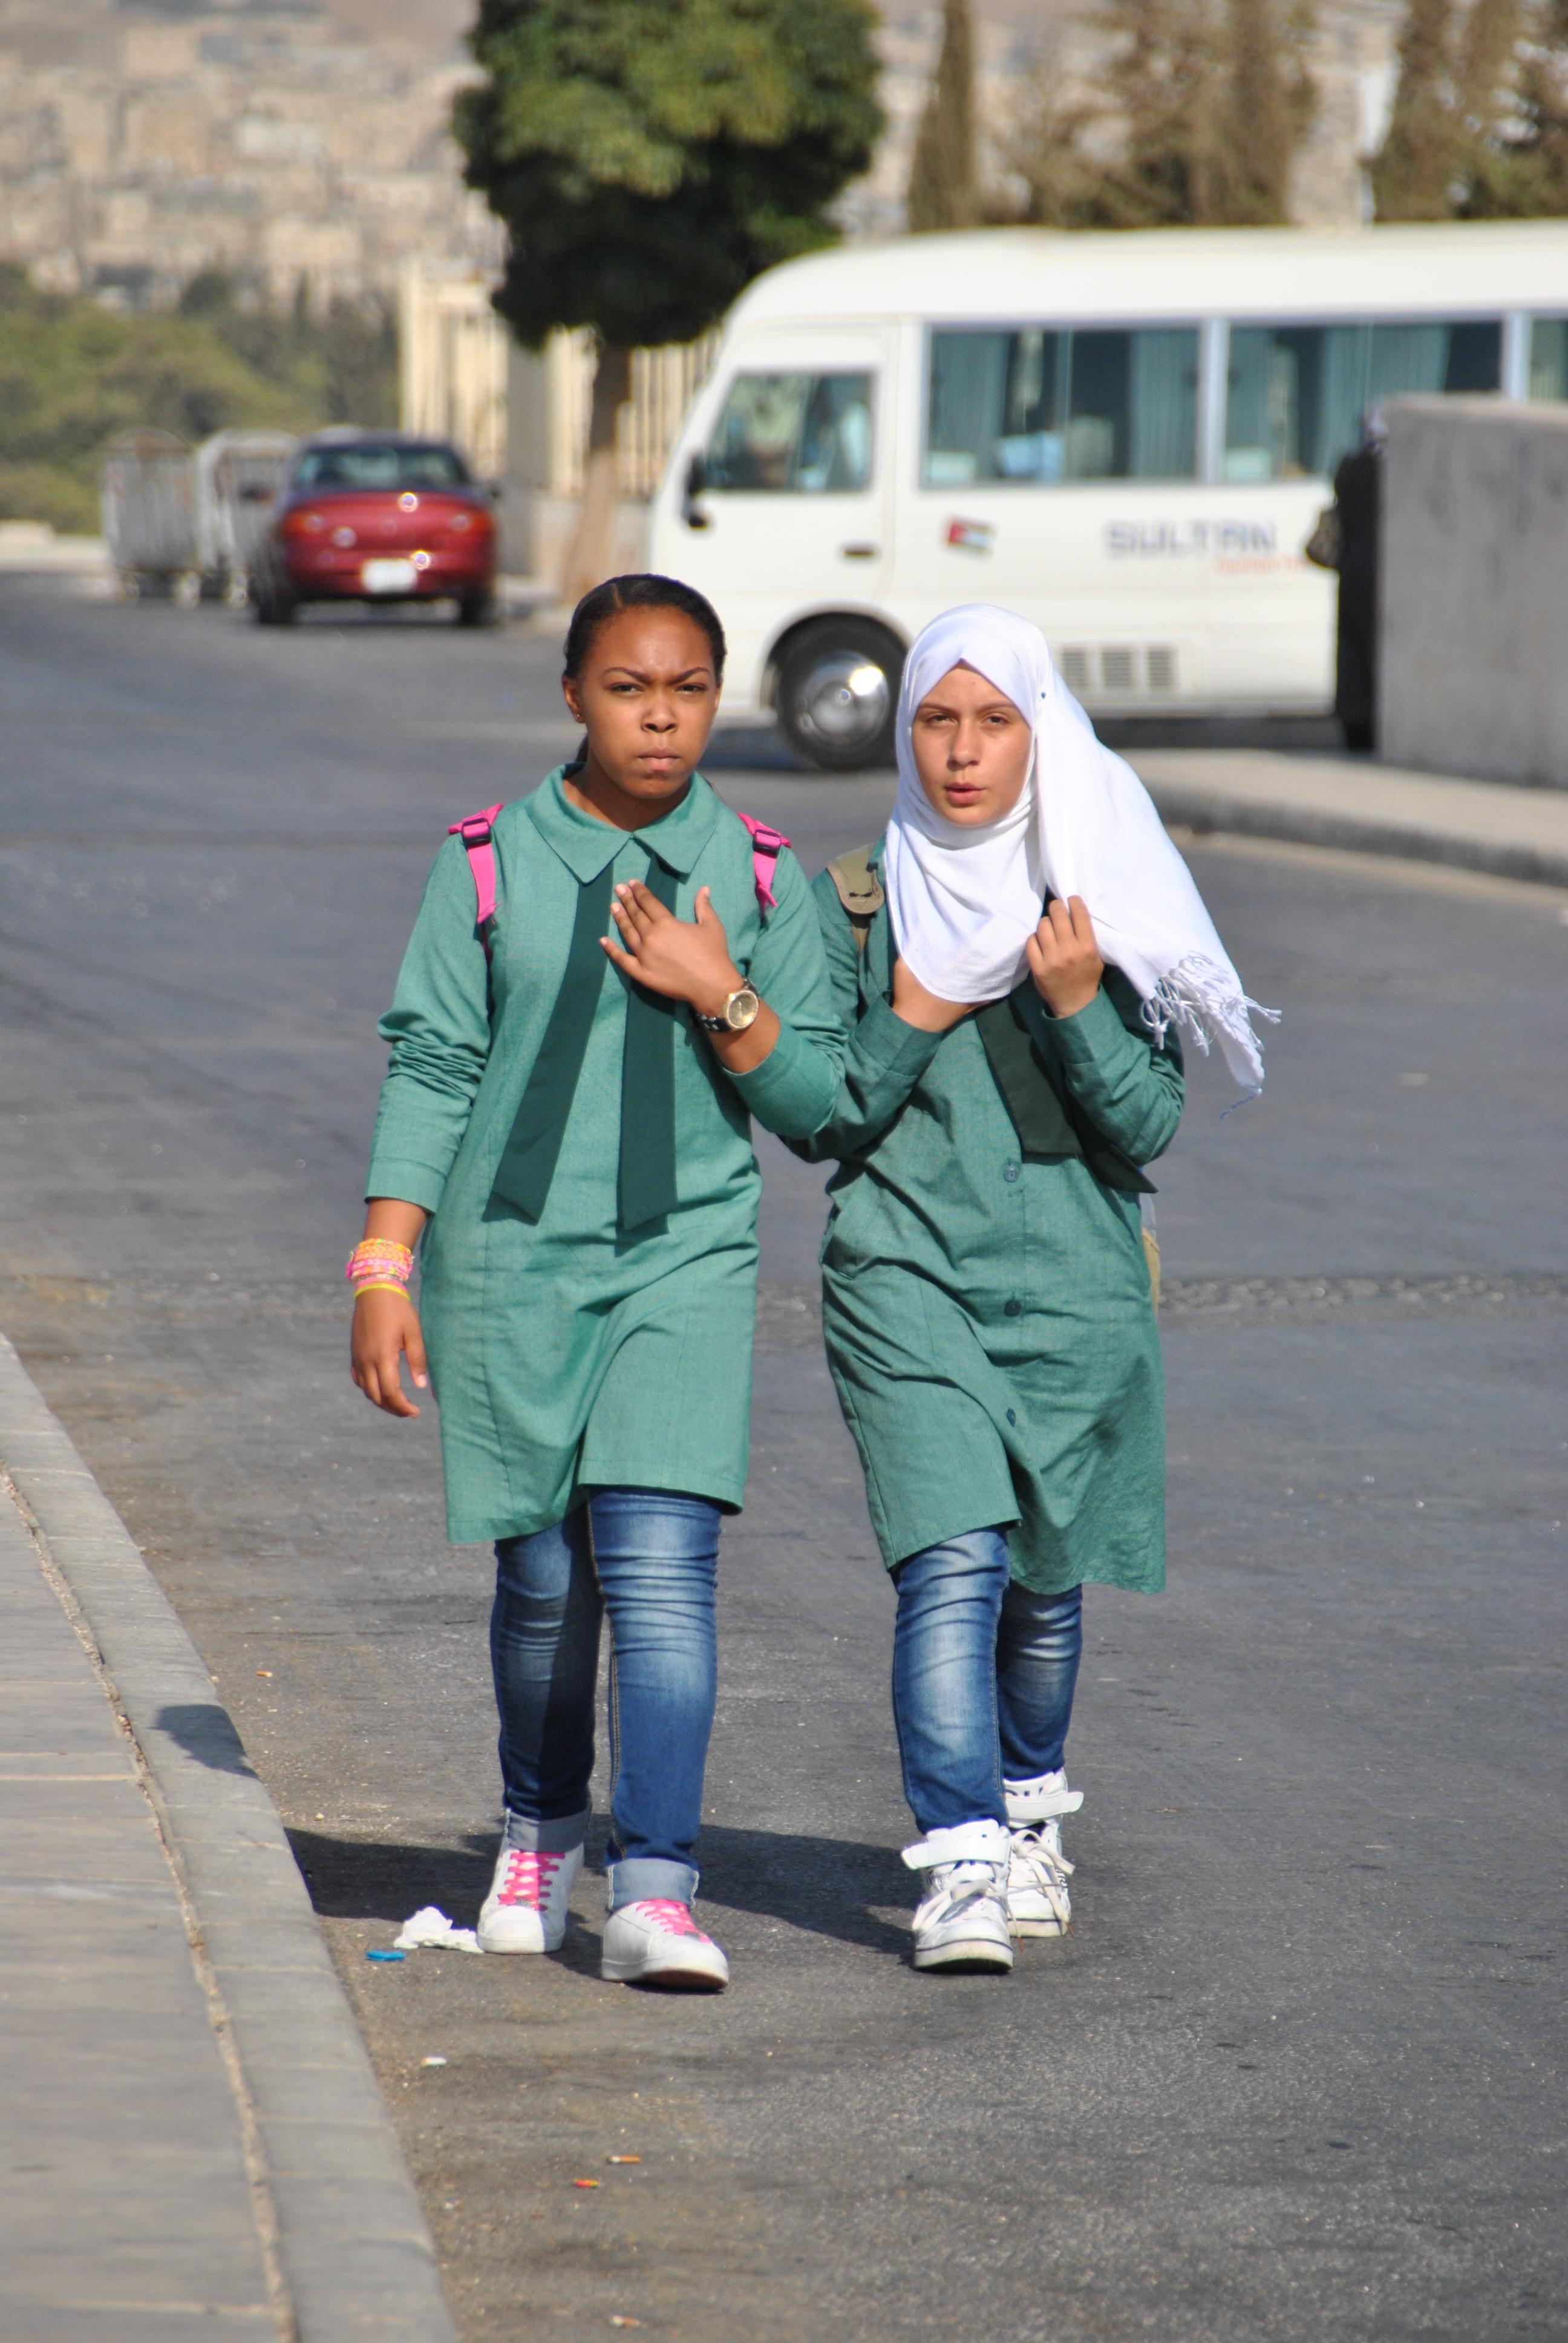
0, 1475, 277, 2342
0, 1335, 456, 2343
1126, 747, 1568, 891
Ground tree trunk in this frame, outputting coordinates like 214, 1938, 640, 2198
562, 339, 632, 605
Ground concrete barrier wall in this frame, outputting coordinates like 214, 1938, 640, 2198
1382, 396, 1568, 788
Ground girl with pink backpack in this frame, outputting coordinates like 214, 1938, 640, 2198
347, 574, 844, 1991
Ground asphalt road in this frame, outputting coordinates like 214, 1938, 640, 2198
1, 575, 1564, 2342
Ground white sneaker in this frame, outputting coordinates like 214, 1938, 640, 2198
903, 1820, 1013, 1972
477, 1840, 582, 1954
1004, 1770, 1082, 1938
601, 1898, 730, 1991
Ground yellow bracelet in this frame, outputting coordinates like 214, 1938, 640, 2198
352, 1281, 411, 1300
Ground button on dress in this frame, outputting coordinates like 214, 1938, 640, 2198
794, 845, 1184, 1594
366, 770, 844, 1544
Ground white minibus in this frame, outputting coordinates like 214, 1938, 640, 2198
646, 220, 1568, 767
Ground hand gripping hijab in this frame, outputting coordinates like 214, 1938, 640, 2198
882, 605, 1277, 1095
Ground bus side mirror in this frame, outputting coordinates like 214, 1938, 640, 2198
682, 451, 710, 531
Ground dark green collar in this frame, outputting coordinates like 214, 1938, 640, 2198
524, 765, 720, 883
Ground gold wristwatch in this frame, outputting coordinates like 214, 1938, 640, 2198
692, 984, 761, 1034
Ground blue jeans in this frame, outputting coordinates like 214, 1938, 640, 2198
891, 1529, 1082, 1834
491, 1489, 721, 1910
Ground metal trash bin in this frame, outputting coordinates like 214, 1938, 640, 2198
99, 428, 200, 603
195, 429, 298, 608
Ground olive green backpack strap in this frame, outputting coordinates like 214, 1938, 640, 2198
824, 844, 884, 956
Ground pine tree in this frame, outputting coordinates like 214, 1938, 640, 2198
907, 0, 979, 231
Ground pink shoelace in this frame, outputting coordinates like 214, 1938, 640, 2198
497, 1849, 564, 1909
625, 1898, 707, 1938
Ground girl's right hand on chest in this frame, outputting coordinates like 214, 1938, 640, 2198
890, 957, 972, 1033
351, 1291, 429, 1418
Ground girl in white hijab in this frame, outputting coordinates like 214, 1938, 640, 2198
794, 603, 1272, 1976
884, 602, 1273, 1095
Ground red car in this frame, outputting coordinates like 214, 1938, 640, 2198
255, 431, 498, 626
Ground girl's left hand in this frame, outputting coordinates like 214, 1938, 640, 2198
603, 880, 740, 1018
1025, 895, 1104, 1018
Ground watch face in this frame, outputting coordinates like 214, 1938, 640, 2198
725, 986, 760, 1031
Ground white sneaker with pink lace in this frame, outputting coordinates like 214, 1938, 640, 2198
600, 1898, 730, 1990
477, 1840, 582, 1954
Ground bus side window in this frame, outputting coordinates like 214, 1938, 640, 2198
1530, 318, 1568, 400
705, 372, 875, 494
925, 327, 1197, 485
1226, 320, 1504, 480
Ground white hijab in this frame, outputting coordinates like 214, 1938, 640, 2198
882, 604, 1276, 1094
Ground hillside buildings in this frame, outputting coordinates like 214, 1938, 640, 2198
0, 0, 492, 309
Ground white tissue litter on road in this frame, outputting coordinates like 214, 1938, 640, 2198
394, 1906, 483, 1954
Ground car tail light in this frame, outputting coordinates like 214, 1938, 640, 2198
284, 509, 326, 536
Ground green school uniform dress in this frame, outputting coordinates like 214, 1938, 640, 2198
795, 842, 1184, 1594
365, 768, 843, 1545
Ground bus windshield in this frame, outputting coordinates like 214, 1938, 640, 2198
706, 373, 875, 493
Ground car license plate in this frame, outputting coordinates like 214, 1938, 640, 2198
361, 557, 417, 594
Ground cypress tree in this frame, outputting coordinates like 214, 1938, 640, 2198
1370, 0, 1568, 218
1460, 0, 1568, 212
1219, 0, 1295, 220
1001, 0, 1313, 229
907, 0, 980, 231
1370, 0, 1463, 217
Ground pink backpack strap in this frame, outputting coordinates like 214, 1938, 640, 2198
736, 812, 789, 913
449, 804, 504, 950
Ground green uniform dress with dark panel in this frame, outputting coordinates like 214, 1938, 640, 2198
365, 767, 846, 1546
792, 841, 1184, 1596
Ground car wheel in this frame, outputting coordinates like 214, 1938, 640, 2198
253, 578, 296, 626
775, 621, 902, 772
456, 590, 497, 628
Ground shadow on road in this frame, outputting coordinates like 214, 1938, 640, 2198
288, 1819, 913, 1958
154, 1700, 260, 1777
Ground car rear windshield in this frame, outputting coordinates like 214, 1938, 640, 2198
292, 444, 471, 490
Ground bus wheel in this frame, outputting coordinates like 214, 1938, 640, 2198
776, 621, 901, 771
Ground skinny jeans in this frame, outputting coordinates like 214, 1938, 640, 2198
891, 1529, 1082, 1834
491, 1488, 720, 1910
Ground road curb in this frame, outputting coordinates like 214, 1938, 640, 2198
1140, 779, 1568, 892
0, 1328, 457, 2343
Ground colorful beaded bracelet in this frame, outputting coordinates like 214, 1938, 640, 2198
345, 1239, 413, 1292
